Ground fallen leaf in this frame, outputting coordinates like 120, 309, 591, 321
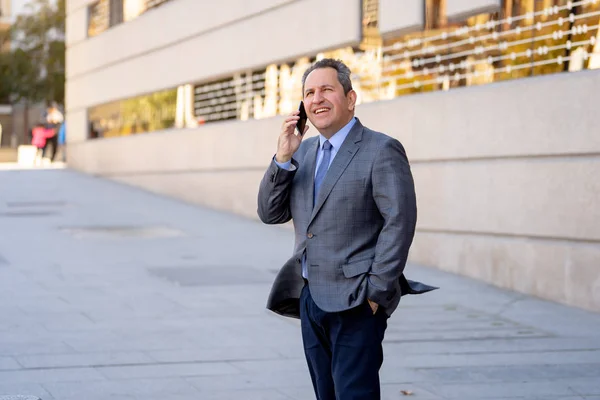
400, 390, 414, 396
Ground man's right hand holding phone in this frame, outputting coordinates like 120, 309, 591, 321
276, 107, 309, 164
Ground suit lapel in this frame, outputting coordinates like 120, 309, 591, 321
309, 121, 363, 225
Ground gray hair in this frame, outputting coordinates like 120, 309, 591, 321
301, 58, 353, 95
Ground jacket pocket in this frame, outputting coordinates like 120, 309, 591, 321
342, 259, 373, 278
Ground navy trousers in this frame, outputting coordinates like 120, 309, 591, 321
299, 284, 389, 400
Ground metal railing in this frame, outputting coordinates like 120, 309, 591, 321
358, 0, 600, 96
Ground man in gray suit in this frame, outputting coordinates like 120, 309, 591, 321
258, 58, 435, 400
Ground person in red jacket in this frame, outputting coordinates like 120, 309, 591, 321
30, 124, 54, 164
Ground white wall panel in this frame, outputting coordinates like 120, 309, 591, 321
379, 0, 423, 37
66, 6, 88, 46
65, 109, 88, 143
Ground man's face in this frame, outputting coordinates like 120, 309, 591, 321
303, 67, 357, 137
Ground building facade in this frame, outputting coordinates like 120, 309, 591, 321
66, 0, 600, 312
0, 0, 9, 28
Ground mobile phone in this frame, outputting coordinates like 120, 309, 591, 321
296, 101, 307, 135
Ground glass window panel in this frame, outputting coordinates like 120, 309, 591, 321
88, 88, 177, 139
87, 0, 109, 37
124, 0, 147, 22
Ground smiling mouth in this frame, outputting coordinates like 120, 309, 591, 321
314, 108, 330, 115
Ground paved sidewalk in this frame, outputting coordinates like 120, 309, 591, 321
0, 168, 599, 400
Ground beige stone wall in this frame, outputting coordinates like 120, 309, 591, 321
379, 0, 423, 37
68, 70, 600, 313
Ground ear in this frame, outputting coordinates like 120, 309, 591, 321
347, 90, 357, 111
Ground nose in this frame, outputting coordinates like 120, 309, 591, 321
312, 90, 324, 104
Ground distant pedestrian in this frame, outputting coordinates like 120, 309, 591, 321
42, 102, 64, 162
31, 123, 52, 165
57, 122, 66, 162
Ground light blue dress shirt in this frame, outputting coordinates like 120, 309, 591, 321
275, 117, 357, 278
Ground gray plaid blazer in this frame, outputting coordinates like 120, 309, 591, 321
258, 119, 436, 319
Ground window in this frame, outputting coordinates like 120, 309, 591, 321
87, 0, 172, 37
87, 0, 109, 37
109, 0, 123, 27
88, 88, 177, 139
123, 0, 147, 21
425, 0, 447, 29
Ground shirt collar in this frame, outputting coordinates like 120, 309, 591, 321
319, 117, 356, 150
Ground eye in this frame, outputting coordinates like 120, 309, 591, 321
305, 91, 314, 97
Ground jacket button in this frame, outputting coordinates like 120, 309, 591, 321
307, 233, 314, 239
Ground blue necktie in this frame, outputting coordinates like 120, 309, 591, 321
314, 140, 332, 206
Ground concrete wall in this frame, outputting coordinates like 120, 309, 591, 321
68, 70, 600, 313
379, 0, 423, 38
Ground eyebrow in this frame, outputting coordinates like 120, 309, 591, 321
304, 84, 335, 94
